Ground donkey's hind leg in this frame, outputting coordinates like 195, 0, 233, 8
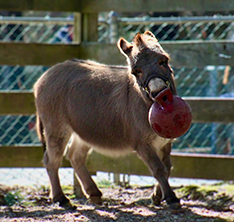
43, 131, 73, 208
67, 134, 102, 204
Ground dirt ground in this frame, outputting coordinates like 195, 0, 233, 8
0, 182, 234, 222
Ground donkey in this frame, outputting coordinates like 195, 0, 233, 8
34, 31, 180, 209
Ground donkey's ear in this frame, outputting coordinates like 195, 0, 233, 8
117, 38, 133, 57
134, 33, 144, 47
144, 31, 156, 39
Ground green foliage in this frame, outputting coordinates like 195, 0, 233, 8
61, 185, 73, 192
175, 183, 234, 201
37, 185, 50, 192
97, 178, 114, 188
62, 185, 75, 198
4, 190, 24, 206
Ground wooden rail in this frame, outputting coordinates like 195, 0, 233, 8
0, 92, 35, 115
1, 92, 234, 123
1, 146, 233, 180
0, 0, 234, 13
0, 41, 233, 67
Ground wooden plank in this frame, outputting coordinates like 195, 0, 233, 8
170, 153, 234, 180
164, 40, 234, 68
0, 41, 233, 67
87, 152, 234, 180
1, 146, 234, 180
73, 13, 82, 44
0, 146, 44, 167
1, 92, 234, 123
186, 97, 234, 123
0, 92, 35, 115
73, 13, 99, 43
81, 13, 98, 42
0, 43, 125, 66
0, 146, 70, 167
0, 0, 234, 13
0, 43, 82, 66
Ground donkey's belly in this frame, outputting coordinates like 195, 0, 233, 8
92, 145, 134, 157
69, 109, 140, 151
73, 132, 134, 157
75, 127, 135, 155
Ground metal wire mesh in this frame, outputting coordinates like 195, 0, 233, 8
118, 16, 234, 41
0, 12, 234, 186
0, 14, 74, 43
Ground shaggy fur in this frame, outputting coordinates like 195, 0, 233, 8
34, 31, 180, 209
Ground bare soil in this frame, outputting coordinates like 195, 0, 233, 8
0, 183, 233, 221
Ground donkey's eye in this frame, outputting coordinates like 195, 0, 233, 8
159, 60, 167, 67
133, 69, 142, 77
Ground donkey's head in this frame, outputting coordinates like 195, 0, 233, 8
118, 31, 177, 101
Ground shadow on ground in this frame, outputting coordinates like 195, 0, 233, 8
0, 184, 233, 221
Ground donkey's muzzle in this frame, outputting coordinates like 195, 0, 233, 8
147, 77, 169, 100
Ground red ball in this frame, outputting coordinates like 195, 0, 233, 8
149, 88, 192, 138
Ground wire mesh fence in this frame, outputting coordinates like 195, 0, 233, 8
0, 12, 234, 186
117, 15, 234, 41
1, 13, 234, 150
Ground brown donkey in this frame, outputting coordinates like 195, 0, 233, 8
34, 31, 180, 209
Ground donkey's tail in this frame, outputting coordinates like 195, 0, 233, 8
36, 114, 46, 152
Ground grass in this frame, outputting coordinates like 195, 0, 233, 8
4, 190, 24, 206
175, 181, 234, 216
96, 178, 115, 188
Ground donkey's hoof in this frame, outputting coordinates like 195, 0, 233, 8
151, 195, 161, 206
169, 201, 181, 210
62, 201, 77, 210
54, 195, 76, 210
90, 195, 102, 205
166, 197, 181, 210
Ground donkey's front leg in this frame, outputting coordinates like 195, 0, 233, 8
136, 144, 180, 209
152, 143, 173, 206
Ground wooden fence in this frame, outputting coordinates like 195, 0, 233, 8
1, 0, 234, 181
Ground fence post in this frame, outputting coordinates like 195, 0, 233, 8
82, 13, 98, 42
73, 12, 98, 43
73, 12, 81, 44
108, 10, 121, 186
72, 12, 98, 198
208, 66, 218, 154
109, 11, 118, 43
